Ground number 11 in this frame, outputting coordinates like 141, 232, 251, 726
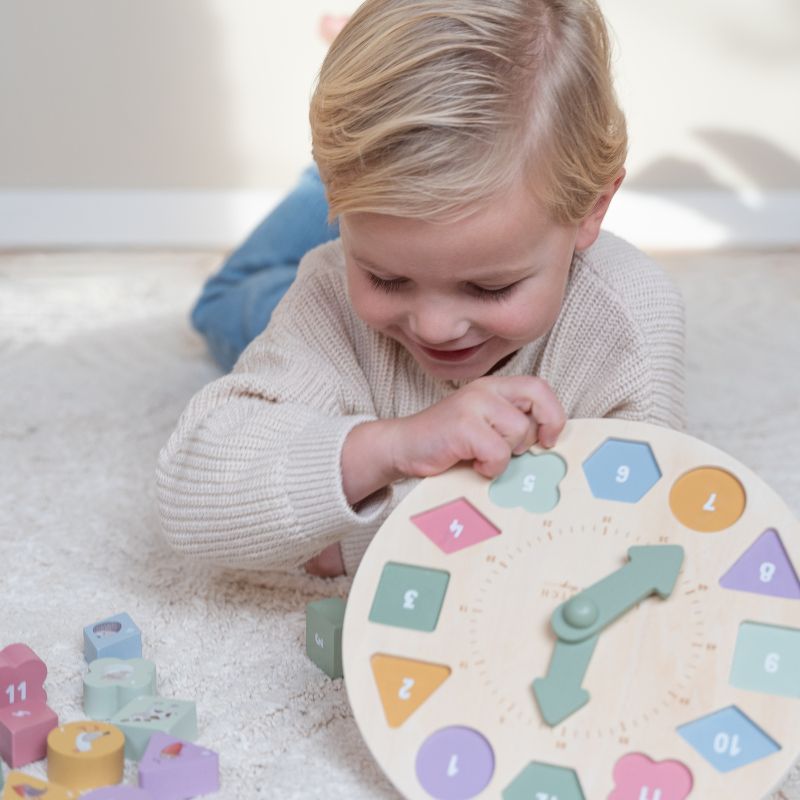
5, 681, 27, 704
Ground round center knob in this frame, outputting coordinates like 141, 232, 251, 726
563, 597, 599, 629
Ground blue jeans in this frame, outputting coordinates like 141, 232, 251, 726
191, 163, 340, 371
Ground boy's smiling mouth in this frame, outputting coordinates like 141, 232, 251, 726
417, 341, 486, 362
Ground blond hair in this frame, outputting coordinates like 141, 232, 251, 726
309, 0, 627, 226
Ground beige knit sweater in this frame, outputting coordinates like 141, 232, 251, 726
156, 231, 686, 575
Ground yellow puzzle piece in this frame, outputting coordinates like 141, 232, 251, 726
370, 653, 451, 728
3, 771, 76, 799
46, 720, 125, 791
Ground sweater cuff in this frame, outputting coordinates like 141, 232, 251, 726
283, 413, 394, 575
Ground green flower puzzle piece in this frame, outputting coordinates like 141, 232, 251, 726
489, 451, 567, 514
83, 657, 157, 720
110, 694, 197, 761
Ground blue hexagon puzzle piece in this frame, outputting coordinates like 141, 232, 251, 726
582, 438, 661, 503
489, 452, 567, 513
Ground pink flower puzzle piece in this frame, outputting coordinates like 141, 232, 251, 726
138, 731, 220, 799
0, 643, 59, 767
0, 643, 48, 708
610, 752, 693, 800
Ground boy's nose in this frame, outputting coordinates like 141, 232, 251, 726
407, 305, 470, 347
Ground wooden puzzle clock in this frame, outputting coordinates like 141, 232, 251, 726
342, 418, 800, 799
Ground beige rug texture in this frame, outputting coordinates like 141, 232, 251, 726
0, 247, 798, 798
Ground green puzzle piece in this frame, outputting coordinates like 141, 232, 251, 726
503, 761, 586, 800
111, 694, 197, 760
83, 657, 157, 720
489, 451, 567, 513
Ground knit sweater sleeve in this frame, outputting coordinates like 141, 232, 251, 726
155, 246, 394, 574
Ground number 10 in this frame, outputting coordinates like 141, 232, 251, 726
5, 681, 27, 704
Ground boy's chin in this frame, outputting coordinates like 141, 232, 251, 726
407, 346, 520, 383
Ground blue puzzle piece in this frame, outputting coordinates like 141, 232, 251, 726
677, 706, 780, 773
84, 612, 143, 663
583, 438, 662, 503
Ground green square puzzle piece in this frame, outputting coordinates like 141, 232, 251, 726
111, 694, 197, 760
306, 597, 346, 679
368, 562, 450, 631
730, 621, 800, 698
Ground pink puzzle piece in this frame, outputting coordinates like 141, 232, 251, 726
610, 753, 693, 800
138, 731, 220, 799
0, 700, 59, 767
0, 643, 48, 710
411, 497, 502, 554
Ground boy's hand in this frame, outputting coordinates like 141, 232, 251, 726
389, 375, 566, 480
304, 542, 345, 577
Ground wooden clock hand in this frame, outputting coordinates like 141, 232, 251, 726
533, 544, 685, 726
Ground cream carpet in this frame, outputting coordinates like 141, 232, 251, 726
1, 248, 798, 798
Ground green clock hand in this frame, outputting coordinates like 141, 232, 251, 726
533, 544, 685, 726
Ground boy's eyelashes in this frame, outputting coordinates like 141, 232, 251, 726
365, 271, 519, 301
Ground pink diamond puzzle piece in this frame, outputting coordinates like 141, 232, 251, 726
610, 752, 693, 800
720, 528, 800, 598
0, 643, 48, 710
411, 497, 501, 554
0, 699, 59, 767
139, 731, 220, 799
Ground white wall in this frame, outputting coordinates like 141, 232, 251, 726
1, 0, 798, 249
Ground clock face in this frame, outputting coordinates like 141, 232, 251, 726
342, 419, 800, 799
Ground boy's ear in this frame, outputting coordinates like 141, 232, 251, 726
574, 168, 626, 251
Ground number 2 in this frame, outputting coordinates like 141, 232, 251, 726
398, 677, 415, 700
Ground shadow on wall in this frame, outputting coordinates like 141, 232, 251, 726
626, 132, 800, 246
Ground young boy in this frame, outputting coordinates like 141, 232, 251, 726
156, 0, 685, 579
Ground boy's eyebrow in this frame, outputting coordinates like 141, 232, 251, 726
352, 255, 534, 282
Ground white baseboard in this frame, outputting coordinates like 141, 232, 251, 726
0, 189, 798, 251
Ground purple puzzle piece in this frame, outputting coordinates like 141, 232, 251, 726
83, 788, 153, 799
720, 528, 800, 598
139, 731, 220, 799
415, 725, 495, 800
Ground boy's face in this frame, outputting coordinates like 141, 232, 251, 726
340, 177, 604, 382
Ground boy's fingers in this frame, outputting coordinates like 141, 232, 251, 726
470, 427, 514, 479
513, 419, 538, 454
494, 376, 565, 449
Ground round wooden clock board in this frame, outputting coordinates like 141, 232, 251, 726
342, 418, 800, 800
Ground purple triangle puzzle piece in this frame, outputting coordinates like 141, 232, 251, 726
139, 731, 220, 799
720, 528, 800, 598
